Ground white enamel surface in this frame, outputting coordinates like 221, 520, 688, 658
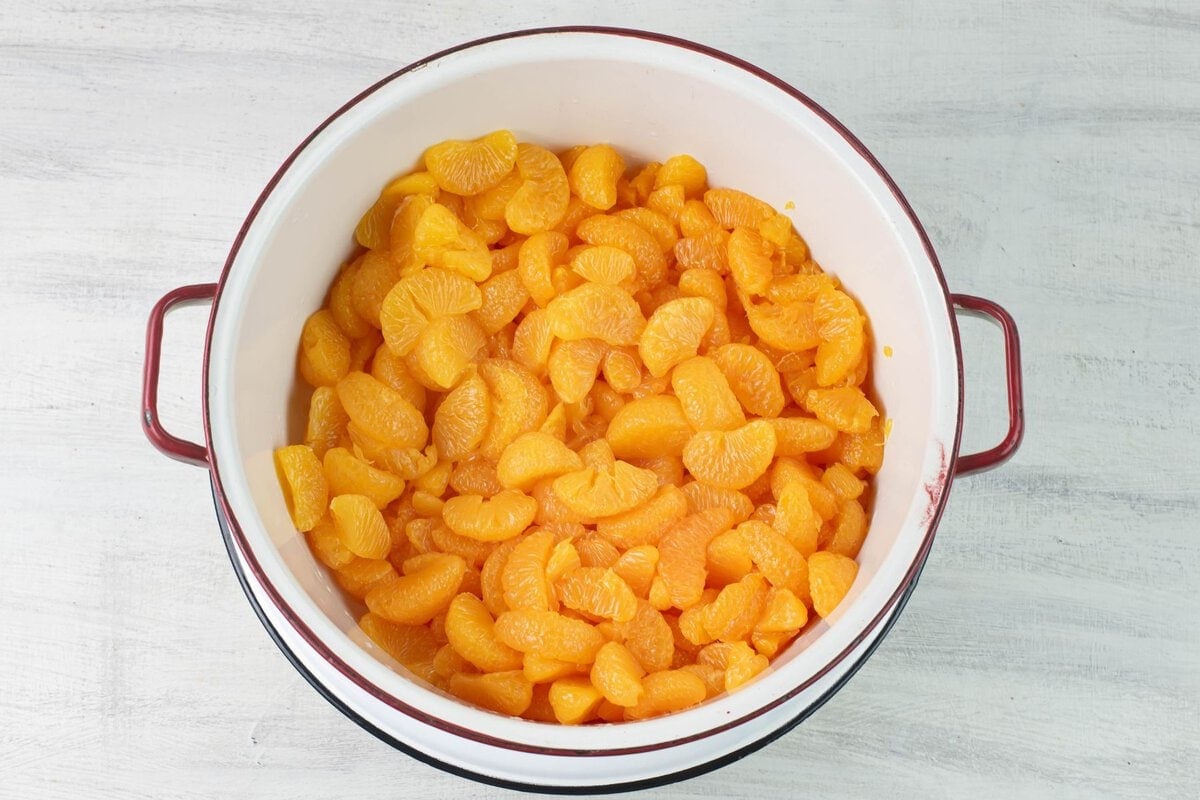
206, 31, 960, 759
226, 519, 901, 787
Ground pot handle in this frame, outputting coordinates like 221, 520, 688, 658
951, 294, 1025, 477
142, 283, 218, 468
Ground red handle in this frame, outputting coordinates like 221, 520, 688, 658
951, 294, 1025, 477
142, 284, 218, 468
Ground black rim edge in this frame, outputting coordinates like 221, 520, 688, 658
211, 482, 923, 794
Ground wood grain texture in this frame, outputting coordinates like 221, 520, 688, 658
2, 1, 1197, 797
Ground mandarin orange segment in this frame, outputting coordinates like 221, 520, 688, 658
624, 669, 706, 720
412, 203, 492, 282
480, 537, 518, 616
704, 188, 775, 229
742, 296, 821, 352
568, 144, 626, 210
431, 369, 491, 461
681, 481, 755, 524
424, 130, 518, 195
506, 143, 570, 234
724, 649, 769, 691
709, 343, 787, 418
360, 611, 440, 674
354, 171, 440, 251
771, 457, 838, 520
511, 307, 555, 376
595, 484, 689, 549
657, 508, 736, 609
544, 537, 582, 584
756, 586, 809, 634
524, 653, 586, 684
365, 552, 466, 625
576, 214, 667, 289
678, 199, 720, 237
547, 337, 606, 403
757, 212, 795, 248
768, 273, 837, 305
821, 462, 866, 500
638, 297, 716, 378
469, 169, 523, 220
615, 601, 674, 672
557, 567, 639, 623
739, 520, 810, 599
808, 551, 859, 618
304, 385, 348, 459
273, 445, 328, 532
448, 670, 533, 717
605, 395, 693, 460
614, 208, 678, 254
574, 533, 621, 569
705, 527, 754, 587
774, 480, 821, 557
546, 283, 646, 346
552, 460, 658, 519
497, 431, 585, 491
671, 356, 745, 432
590, 379, 626, 424
591, 641, 646, 707
673, 228, 730, 273
478, 359, 550, 461
816, 327, 866, 388
548, 676, 605, 724
501, 528, 556, 611
682, 419, 777, 491
654, 154, 708, 198
646, 183, 686, 223
838, 420, 886, 475
322, 447, 405, 509
472, 268, 530, 335
433, 643, 472, 681
335, 557, 398, 600
569, 244, 637, 286
531, 477, 590, 526
349, 250, 403, 330
517, 230, 569, 307
329, 262, 373, 339
769, 416, 838, 456
727, 227, 776, 296
703, 572, 769, 643
298, 310, 351, 388
336, 371, 428, 450
380, 267, 483, 356
371, 344, 428, 412
329, 494, 392, 559
494, 609, 606, 664
409, 313, 487, 390
308, 518, 355, 569
677, 267, 727, 309
827, 498, 868, 558
610, 545, 659, 599
442, 489, 538, 542
429, 520, 494, 567
445, 592, 524, 672
804, 386, 879, 434
628, 161, 661, 202
601, 348, 642, 394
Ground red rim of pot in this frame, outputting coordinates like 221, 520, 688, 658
151, 27, 1023, 757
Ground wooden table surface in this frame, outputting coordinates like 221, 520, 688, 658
3, 1, 1197, 797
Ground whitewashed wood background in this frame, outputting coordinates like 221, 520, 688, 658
2, 1, 1197, 797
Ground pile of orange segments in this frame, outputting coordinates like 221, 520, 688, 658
273, 130, 885, 723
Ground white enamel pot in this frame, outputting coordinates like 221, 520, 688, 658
141, 27, 1024, 792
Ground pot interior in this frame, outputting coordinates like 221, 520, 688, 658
207, 30, 960, 751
